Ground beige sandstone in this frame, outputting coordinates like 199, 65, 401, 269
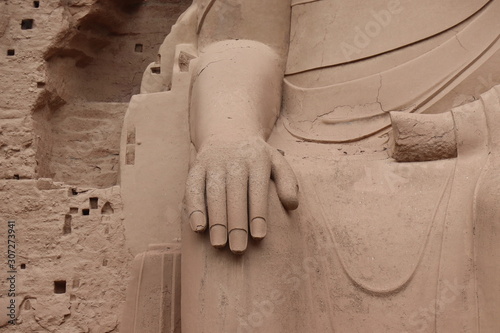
3, 0, 500, 332
0, 0, 190, 331
121, 1, 500, 332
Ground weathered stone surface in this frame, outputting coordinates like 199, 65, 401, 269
0, 0, 189, 331
0, 181, 131, 332
1, 0, 190, 184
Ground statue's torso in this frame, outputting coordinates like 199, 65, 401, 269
262, 95, 491, 331
283, 0, 500, 143
273, 2, 498, 331
179, 2, 500, 332
287, 0, 490, 74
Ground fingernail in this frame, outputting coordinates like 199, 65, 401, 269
189, 211, 206, 232
229, 229, 248, 254
210, 225, 227, 248
284, 198, 299, 211
250, 218, 267, 239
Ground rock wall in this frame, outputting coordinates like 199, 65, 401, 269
0, 0, 191, 331
0, 181, 128, 332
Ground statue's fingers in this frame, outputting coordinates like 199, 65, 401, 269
226, 162, 249, 254
249, 161, 271, 239
206, 168, 227, 248
270, 149, 299, 211
185, 163, 207, 232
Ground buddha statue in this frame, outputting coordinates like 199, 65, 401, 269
119, 0, 500, 332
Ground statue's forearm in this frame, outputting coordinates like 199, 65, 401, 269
190, 40, 286, 148
190, 0, 291, 149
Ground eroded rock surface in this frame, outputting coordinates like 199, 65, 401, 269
0, 0, 189, 331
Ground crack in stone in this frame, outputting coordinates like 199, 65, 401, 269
376, 74, 385, 112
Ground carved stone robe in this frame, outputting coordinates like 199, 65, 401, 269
120, 1, 500, 332
182, 1, 500, 332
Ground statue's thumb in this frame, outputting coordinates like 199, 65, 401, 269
270, 148, 299, 210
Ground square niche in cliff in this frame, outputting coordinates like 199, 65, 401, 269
7, 49, 15, 56
90, 197, 98, 209
33, 1, 40, 8
21, 19, 34, 30
54, 280, 67, 294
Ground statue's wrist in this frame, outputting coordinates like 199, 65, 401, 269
191, 114, 271, 149
194, 129, 266, 151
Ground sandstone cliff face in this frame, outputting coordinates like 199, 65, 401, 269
0, 0, 190, 331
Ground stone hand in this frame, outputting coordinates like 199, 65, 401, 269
185, 136, 299, 254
